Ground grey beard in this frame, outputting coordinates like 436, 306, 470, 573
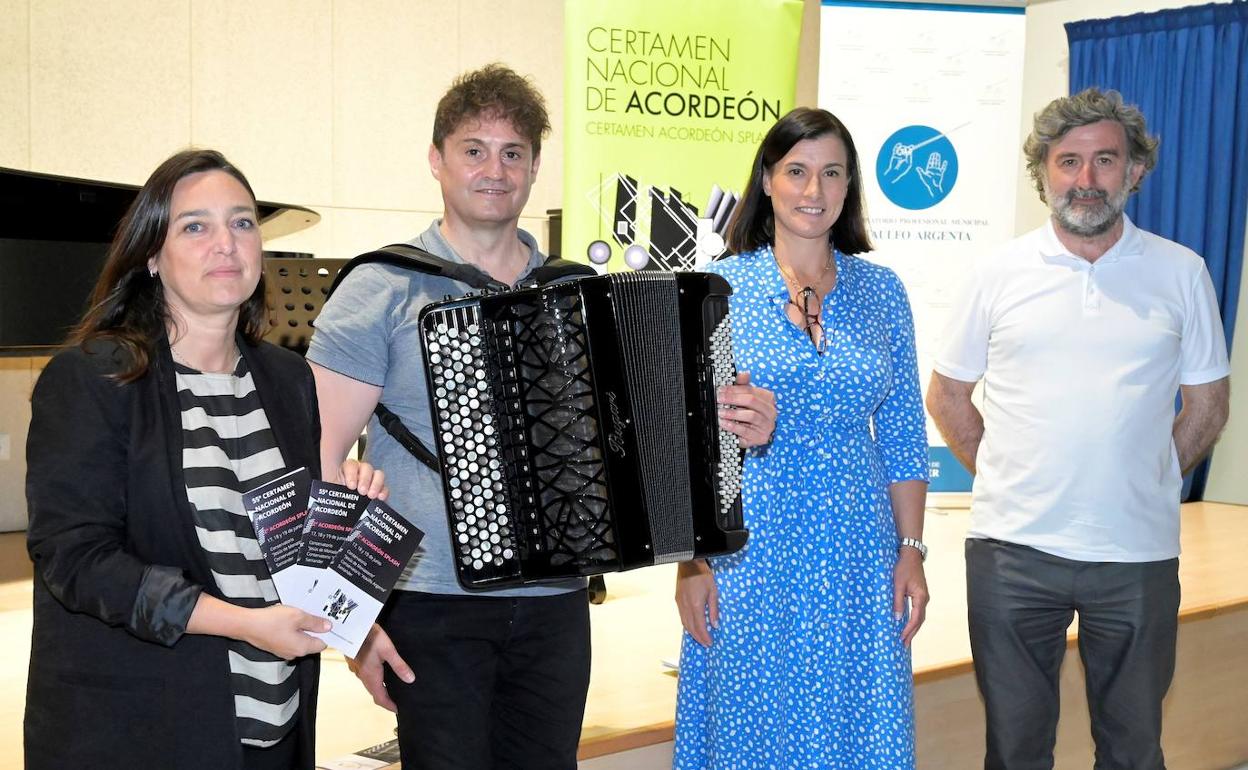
1046, 183, 1131, 238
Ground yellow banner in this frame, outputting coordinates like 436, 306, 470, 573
562, 0, 803, 271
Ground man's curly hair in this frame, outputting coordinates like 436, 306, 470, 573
1024, 88, 1159, 202
433, 63, 551, 155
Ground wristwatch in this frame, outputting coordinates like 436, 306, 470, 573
899, 537, 928, 561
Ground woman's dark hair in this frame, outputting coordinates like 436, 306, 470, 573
68, 149, 266, 382
726, 107, 874, 256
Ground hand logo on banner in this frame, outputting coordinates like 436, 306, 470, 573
876, 123, 965, 210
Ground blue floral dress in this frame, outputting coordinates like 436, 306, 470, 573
674, 246, 930, 770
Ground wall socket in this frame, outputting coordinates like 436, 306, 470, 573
0, 433, 9, 461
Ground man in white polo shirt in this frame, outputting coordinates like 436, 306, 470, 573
927, 88, 1231, 770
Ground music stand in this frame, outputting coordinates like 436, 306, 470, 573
263, 257, 348, 356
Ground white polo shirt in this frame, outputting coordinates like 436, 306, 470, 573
935, 216, 1229, 562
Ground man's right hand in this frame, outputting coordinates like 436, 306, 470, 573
348, 623, 415, 712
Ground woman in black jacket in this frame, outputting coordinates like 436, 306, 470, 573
24, 149, 384, 770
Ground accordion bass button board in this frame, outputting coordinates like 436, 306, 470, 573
420, 271, 748, 589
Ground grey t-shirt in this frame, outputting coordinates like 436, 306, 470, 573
307, 221, 584, 596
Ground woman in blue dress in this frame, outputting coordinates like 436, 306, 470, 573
674, 107, 931, 769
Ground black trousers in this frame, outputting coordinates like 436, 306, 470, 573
380, 590, 591, 770
966, 538, 1180, 770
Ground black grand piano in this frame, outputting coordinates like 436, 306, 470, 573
0, 166, 325, 353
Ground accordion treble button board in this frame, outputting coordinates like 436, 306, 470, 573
424, 309, 522, 585
708, 313, 744, 528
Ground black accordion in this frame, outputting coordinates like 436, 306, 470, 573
419, 271, 748, 589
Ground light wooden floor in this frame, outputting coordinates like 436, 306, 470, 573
4, 503, 1248, 769
573, 502, 1248, 768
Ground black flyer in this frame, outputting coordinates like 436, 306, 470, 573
304, 498, 424, 656
298, 481, 367, 570
241, 466, 311, 603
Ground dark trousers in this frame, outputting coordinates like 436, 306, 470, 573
966, 538, 1180, 770
380, 590, 592, 770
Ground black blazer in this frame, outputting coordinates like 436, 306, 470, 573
25, 337, 322, 770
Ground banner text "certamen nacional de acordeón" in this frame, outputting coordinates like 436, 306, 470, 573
583, 26, 783, 123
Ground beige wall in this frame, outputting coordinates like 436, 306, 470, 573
1204, 216, 1248, 505
0, 359, 41, 531
3, 0, 569, 259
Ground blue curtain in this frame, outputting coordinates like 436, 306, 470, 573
1067, 2, 1248, 500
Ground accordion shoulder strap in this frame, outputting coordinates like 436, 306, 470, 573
525, 258, 598, 284
374, 403, 440, 473
327, 243, 595, 474
327, 243, 507, 296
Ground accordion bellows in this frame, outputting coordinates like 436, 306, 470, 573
420, 271, 748, 589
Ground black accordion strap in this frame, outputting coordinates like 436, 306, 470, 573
326, 243, 595, 473
327, 243, 507, 296
522, 258, 597, 285
374, 403, 440, 473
